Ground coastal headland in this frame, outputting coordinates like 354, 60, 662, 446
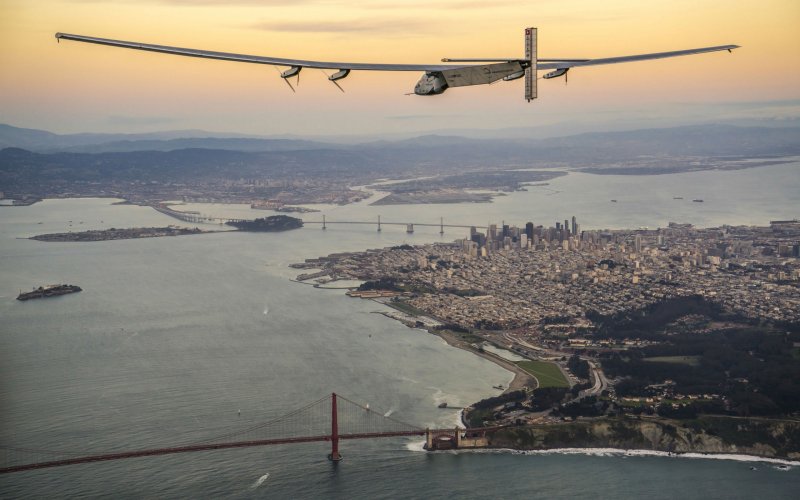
486, 416, 800, 460
292, 218, 800, 459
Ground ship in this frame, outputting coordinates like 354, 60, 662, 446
692, 199, 704, 203
17, 284, 82, 301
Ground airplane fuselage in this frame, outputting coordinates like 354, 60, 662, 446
414, 73, 449, 96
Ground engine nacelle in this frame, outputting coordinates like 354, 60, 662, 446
503, 70, 526, 82
543, 68, 569, 79
329, 69, 350, 82
414, 72, 449, 96
281, 66, 301, 79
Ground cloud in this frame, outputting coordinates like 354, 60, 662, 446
364, 0, 527, 9
385, 114, 438, 120
73, 0, 324, 4
251, 18, 436, 35
73, 0, 528, 8
103, 115, 177, 126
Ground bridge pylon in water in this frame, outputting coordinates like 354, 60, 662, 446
328, 392, 343, 462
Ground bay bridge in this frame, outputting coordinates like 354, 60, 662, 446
0, 393, 500, 474
307, 215, 488, 234
153, 204, 488, 234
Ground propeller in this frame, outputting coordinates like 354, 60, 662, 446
321, 70, 345, 93
278, 66, 302, 93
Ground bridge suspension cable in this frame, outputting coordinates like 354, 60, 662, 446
0, 393, 427, 474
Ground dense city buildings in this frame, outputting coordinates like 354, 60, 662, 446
296, 218, 800, 332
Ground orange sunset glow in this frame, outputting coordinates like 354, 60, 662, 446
1, 0, 798, 135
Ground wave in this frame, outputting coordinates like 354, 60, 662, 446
415, 446, 800, 466
405, 440, 426, 452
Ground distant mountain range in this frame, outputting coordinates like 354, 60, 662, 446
2, 122, 799, 157
1, 123, 798, 199
0, 124, 317, 153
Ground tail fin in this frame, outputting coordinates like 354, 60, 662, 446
524, 27, 537, 102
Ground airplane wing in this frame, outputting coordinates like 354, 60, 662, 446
54, 31, 738, 100
54, 32, 460, 72
536, 45, 739, 70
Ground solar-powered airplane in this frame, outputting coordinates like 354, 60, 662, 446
55, 28, 738, 102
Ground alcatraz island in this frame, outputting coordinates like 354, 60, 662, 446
293, 218, 800, 459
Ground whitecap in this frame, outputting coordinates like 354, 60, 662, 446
423, 446, 800, 466
405, 440, 427, 452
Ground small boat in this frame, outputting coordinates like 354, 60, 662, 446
493, 385, 504, 390
692, 199, 704, 203
673, 197, 684, 200
775, 465, 790, 471
750, 466, 757, 471
438, 402, 448, 408
610, 199, 618, 203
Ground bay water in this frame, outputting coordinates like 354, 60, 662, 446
1, 162, 799, 498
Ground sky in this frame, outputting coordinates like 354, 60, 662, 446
1, 0, 799, 137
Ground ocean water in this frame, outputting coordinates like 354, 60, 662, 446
1, 162, 799, 498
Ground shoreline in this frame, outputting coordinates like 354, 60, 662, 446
434, 329, 537, 395
418, 444, 800, 466
372, 297, 536, 397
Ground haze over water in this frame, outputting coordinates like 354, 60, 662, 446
1, 163, 799, 498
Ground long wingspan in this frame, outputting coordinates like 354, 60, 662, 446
56, 32, 737, 73
54, 32, 460, 72
54, 31, 738, 101
537, 45, 739, 70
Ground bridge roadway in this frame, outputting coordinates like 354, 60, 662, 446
0, 431, 425, 474
304, 220, 486, 229
153, 204, 489, 230
1, 393, 508, 474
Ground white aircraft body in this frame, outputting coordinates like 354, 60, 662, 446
55, 28, 738, 102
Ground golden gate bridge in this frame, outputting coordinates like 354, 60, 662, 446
0, 393, 500, 474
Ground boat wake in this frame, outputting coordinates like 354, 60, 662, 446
251, 472, 270, 489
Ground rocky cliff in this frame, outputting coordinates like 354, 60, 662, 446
488, 416, 800, 460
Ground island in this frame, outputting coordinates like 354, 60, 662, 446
250, 200, 319, 213
30, 226, 209, 242
17, 284, 82, 301
226, 215, 303, 232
